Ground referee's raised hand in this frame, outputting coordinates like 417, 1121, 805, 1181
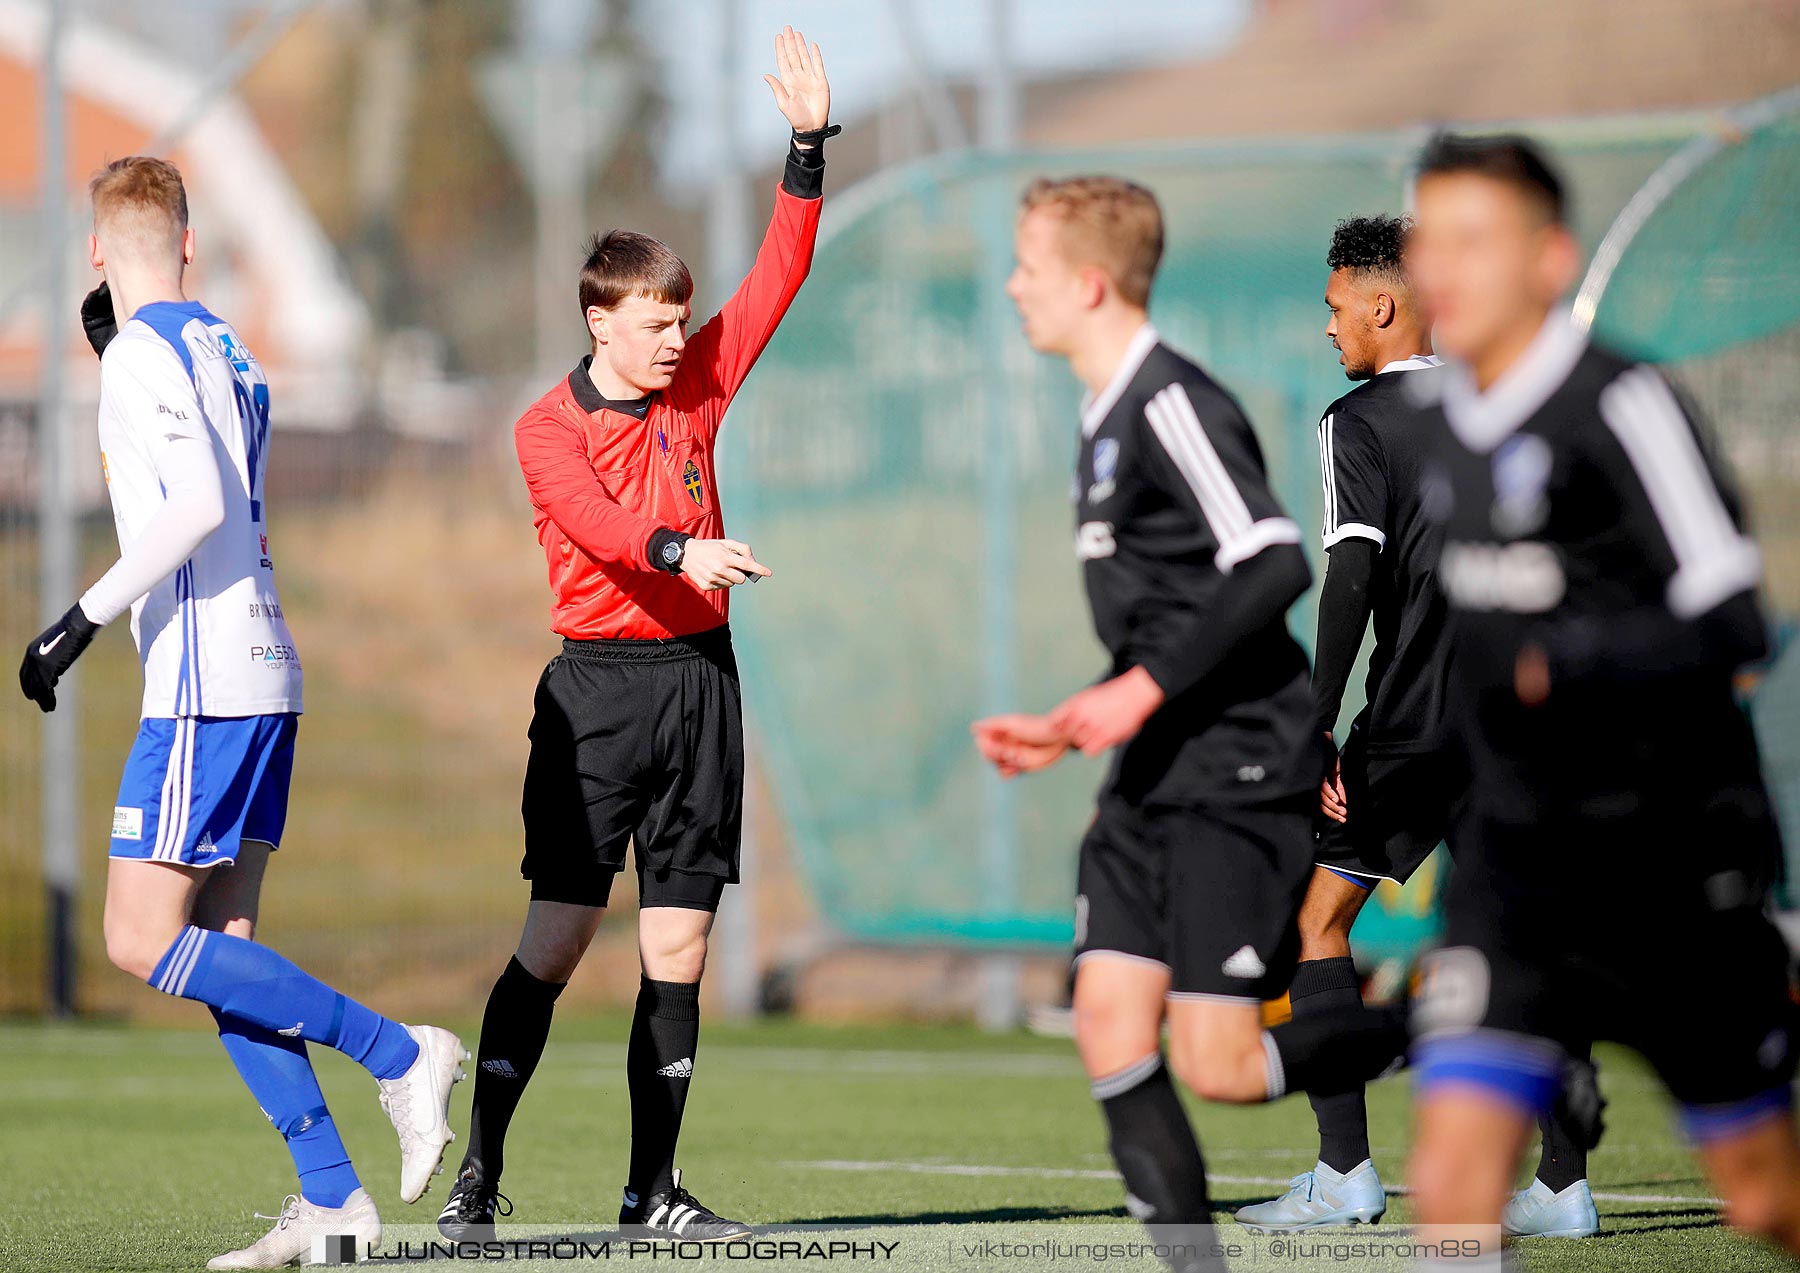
762, 25, 829, 135
681, 539, 772, 591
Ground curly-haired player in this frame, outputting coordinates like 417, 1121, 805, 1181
1238, 214, 1461, 1232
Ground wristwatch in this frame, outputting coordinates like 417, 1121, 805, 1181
661, 536, 688, 574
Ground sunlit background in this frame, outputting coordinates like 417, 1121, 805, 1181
2, 0, 1797, 1029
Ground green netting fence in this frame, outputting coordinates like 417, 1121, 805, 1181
722, 96, 1800, 957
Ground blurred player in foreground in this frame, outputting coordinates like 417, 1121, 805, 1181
437, 28, 834, 1245
18, 157, 466, 1267
1404, 133, 1800, 1260
1238, 216, 1600, 1237
975, 176, 1411, 1272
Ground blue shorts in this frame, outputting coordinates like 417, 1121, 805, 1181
110, 714, 297, 867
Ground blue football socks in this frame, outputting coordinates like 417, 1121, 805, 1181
213, 1008, 361, 1207
153, 926, 419, 1080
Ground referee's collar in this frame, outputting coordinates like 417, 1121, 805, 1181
1081, 322, 1160, 438
1440, 311, 1587, 454
570, 354, 653, 419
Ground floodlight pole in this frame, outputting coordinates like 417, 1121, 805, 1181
706, 0, 761, 1021
975, 0, 1021, 1032
39, 0, 77, 1018
27, 0, 325, 1020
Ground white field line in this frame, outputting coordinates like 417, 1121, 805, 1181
542, 1044, 1085, 1078
783, 1158, 1724, 1208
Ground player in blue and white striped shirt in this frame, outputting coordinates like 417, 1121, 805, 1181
19, 157, 464, 1268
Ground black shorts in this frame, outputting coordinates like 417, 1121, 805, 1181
1074, 796, 1314, 1002
1315, 726, 1467, 886
1414, 790, 1798, 1119
520, 628, 742, 911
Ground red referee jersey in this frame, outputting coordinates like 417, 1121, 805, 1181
514, 179, 821, 641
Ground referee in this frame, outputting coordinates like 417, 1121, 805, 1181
438, 27, 834, 1244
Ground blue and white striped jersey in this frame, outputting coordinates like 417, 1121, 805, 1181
93, 301, 302, 719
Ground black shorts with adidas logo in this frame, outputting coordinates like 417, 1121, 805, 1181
1074, 795, 1314, 1002
519, 627, 741, 912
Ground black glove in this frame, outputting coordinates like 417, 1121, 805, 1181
81, 281, 117, 358
19, 603, 100, 713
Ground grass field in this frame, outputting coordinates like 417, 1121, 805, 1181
1, 1017, 1785, 1272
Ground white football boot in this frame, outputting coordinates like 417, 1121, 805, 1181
375, 1024, 469, 1203
207, 1188, 381, 1268
1234, 1159, 1388, 1232
1503, 1178, 1600, 1238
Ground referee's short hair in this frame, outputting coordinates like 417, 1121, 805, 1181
89, 156, 188, 259
1416, 133, 1568, 226
1020, 175, 1164, 307
579, 230, 694, 316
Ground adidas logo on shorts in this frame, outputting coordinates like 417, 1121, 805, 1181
656, 1057, 694, 1078
1221, 945, 1267, 979
481, 1059, 519, 1078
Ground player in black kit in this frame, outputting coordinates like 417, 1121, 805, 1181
1404, 134, 1800, 1260
1238, 216, 1597, 1237
1237, 214, 1448, 1232
974, 177, 1409, 1270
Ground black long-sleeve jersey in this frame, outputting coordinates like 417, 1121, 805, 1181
1073, 325, 1327, 808
1413, 315, 1772, 822
1313, 356, 1453, 751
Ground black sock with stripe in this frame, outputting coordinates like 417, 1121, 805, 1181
1093, 1053, 1213, 1220
1262, 999, 1409, 1098
627, 977, 700, 1201
1093, 1053, 1223, 1272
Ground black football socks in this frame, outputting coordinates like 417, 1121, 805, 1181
1262, 998, 1409, 1100
1093, 1053, 1223, 1272
1536, 1046, 1594, 1192
627, 977, 701, 1200
1289, 957, 1374, 1172
464, 956, 566, 1182
1093, 1053, 1212, 1221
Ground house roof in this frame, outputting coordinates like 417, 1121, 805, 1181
0, 0, 368, 418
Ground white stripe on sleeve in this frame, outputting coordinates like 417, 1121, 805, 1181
1318, 413, 1338, 537
1323, 522, 1387, 551
1145, 385, 1253, 540
1146, 384, 1300, 573
1598, 368, 1761, 619
1317, 413, 1384, 550
1216, 516, 1303, 572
